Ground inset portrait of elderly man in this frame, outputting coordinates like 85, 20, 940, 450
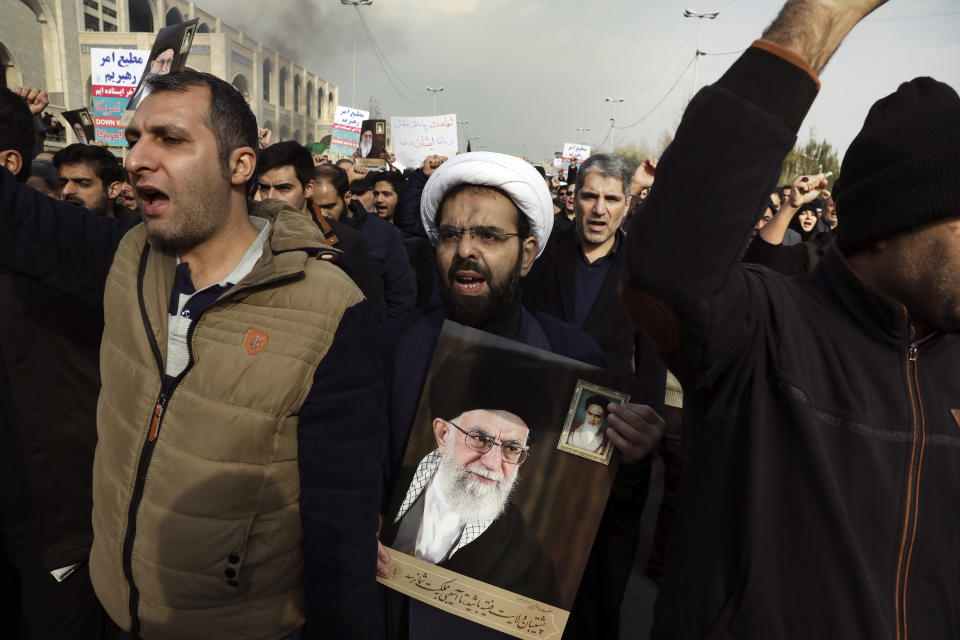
558, 381, 629, 464
358, 125, 374, 158
382, 347, 561, 606
567, 395, 612, 455
72, 122, 88, 145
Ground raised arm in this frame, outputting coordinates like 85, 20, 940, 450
759, 172, 829, 245
622, 0, 885, 379
0, 167, 136, 312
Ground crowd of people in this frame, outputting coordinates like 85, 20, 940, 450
1, 0, 958, 638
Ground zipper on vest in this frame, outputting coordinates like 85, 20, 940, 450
121, 248, 305, 633
894, 341, 925, 640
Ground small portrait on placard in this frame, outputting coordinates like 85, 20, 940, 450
180, 24, 196, 55
556, 380, 629, 464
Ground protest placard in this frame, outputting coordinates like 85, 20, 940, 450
126, 19, 199, 112
390, 114, 458, 170
378, 322, 645, 639
90, 48, 148, 146
558, 143, 591, 179
61, 108, 96, 145
330, 106, 370, 155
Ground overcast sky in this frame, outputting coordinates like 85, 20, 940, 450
194, 0, 959, 162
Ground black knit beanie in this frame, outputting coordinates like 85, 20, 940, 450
834, 77, 960, 254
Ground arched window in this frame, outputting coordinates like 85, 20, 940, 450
128, 0, 154, 32
317, 87, 324, 119
294, 129, 302, 144
293, 76, 301, 113
280, 125, 290, 141
232, 74, 250, 103
165, 7, 183, 26
0, 43, 21, 90
279, 68, 288, 108
197, 23, 210, 33
306, 81, 313, 118
262, 58, 272, 102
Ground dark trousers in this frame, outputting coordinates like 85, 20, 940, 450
1, 515, 118, 640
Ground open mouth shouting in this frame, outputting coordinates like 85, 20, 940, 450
136, 184, 170, 217
585, 217, 608, 234
453, 269, 487, 295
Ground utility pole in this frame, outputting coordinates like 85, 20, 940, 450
605, 98, 624, 153
426, 86, 444, 115
341, 0, 373, 108
456, 120, 469, 151
683, 8, 719, 99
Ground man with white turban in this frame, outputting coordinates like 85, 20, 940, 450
376, 152, 664, 640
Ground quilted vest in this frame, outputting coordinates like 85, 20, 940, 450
88, 201, 364, 639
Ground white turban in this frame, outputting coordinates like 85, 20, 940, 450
420, 152, 554, 257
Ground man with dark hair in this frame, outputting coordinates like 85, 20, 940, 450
377, 151, 664, 640
27, 157, 60, 199
0, 86, 118, 639
520, 152, 665, 639
623, 1, 960, 637
52, 143, 124, 217
372, 171, 404, 223
553, 182, 576, 235
374, 170, 439, 308
0, 72, 384, 639
0, 88, 37, 180
313, 164, 415, 319
255, 140, 384, 319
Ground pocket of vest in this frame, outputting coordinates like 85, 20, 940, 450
222, 516, 256, 591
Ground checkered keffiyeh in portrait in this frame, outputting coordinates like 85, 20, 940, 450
394, 449, 495, 559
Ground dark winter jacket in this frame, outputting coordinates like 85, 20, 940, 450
343, 199, 416, 318
622, 43, 960, 639
395, 168, 429, 238
0, 169, 385, 639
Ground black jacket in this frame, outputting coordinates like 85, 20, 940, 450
343, 200, 416, 319
307, 200, 385, 321
382, 464, 561, 608
523, 225, 665, 387
0, 273, 102, 571
624, 45, 960, 639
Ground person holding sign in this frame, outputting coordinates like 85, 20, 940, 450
382, 349, 561, 609
377, 151, 664, 640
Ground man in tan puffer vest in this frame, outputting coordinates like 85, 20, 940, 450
0, 73, 384, 639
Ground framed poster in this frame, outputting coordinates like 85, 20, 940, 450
378, 322, 642, 639
126, 18, 199, 111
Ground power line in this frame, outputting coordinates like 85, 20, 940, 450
354, 7, 431, 106
614, 55, 696, 130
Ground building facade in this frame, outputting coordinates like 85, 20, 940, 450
1, 0, 339, 149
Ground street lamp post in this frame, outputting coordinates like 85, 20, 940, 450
341, 0, 373, 109
457, 119, 469, 151
426, 86, 444, 115
576, 127, 590, 145
604, 98, 624, 153
682, 8, 719, 98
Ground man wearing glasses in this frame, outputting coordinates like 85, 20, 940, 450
378, 151, 663, 640
383, 398, 560, 607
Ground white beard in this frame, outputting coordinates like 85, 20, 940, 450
434, 440, 517, 522
359, 139, 373, 157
